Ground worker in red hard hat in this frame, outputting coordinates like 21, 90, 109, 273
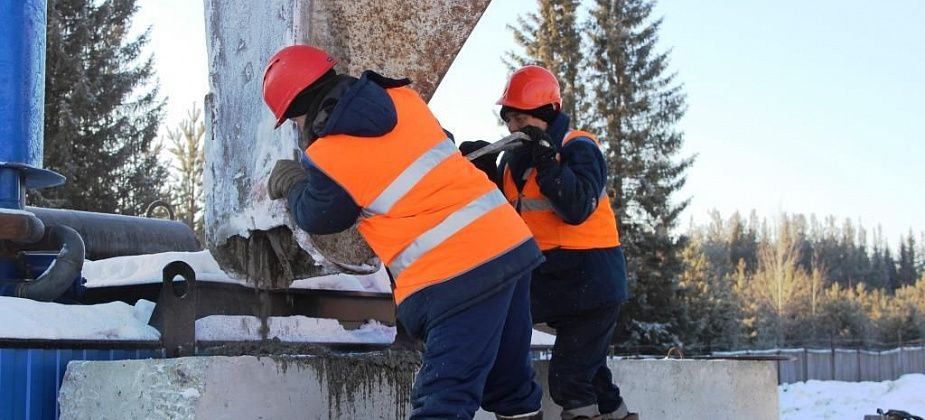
465, 65, 636, 420
262, 45, 545, 420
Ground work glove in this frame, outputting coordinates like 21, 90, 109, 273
459, 140, 500, 184
518, 125, 556, 169
267, 159, 308, 200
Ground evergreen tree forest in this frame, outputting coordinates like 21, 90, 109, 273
679, 212, 925, 352
34, 0, 169, 215
510, 0, 925, 352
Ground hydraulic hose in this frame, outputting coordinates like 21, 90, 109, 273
15, 225, 85, 301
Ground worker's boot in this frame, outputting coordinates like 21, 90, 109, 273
496, 410, 543, 420
599, 402, 638, 420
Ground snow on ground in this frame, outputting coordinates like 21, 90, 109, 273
780, 374, 925, 419
196, 316, 396, 344
0, 296, 159, 340
81, 250, 391, 293
531, 328, 556, 346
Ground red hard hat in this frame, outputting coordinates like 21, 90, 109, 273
262, 45, 338, 128
497, 65, 562, 110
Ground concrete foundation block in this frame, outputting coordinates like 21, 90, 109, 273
59, 353, 418, 420
608, 359, 778, 420
60, 356, 778, 419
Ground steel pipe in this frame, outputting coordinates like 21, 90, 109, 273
12, 225, 84, 301
27, 207, 201, 260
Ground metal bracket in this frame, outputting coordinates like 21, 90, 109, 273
145, 260, 402, 355
149, 261, 197, 357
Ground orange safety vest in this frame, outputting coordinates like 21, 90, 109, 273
501, 130, 621, 251
307, 86, 533, 304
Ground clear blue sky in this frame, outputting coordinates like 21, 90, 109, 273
137, 0, 924, 245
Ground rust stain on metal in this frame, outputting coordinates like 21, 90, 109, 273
304, 0, 492, 100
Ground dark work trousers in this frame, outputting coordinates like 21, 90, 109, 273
547, 303, 624, 418
406, 273, 542, 419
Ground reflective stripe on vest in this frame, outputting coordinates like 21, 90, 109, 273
515, 192, 606, 213
306, 86, 534, 303
365, 139, 457, 216
502, 129, 620, 251
390, 189, 507, 277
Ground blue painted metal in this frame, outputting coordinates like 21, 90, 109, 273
0, 0, 64, 208
0, 168, 23, 209
0, 0, 46, 168
0, 258, 22, 296
0, 258, 18, 280
0, 345, 164, 420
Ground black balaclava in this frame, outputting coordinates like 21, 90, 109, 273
285, 69, 356, 148
499, 104, 559, 125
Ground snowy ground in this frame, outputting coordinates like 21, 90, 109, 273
780, 374, 925, 419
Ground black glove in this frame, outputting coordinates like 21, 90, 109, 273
459, 140, 500, 184
267, 159, 308, 200
518, 126, 556, 168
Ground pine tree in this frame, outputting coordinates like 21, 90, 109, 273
34, 0, 167, 215
728, 211, 759, 275
167, 104, 206, 239
918, 233, 925, 276
898, 233, 918, 287
587, 0, 694, 347
507, 0, 589, 126
676, 238, 738, 352
816, 283, 866, 345
868, 228, 885, 289
883, 246, 901, 292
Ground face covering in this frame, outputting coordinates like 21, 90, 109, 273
299, 75, 356, 148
